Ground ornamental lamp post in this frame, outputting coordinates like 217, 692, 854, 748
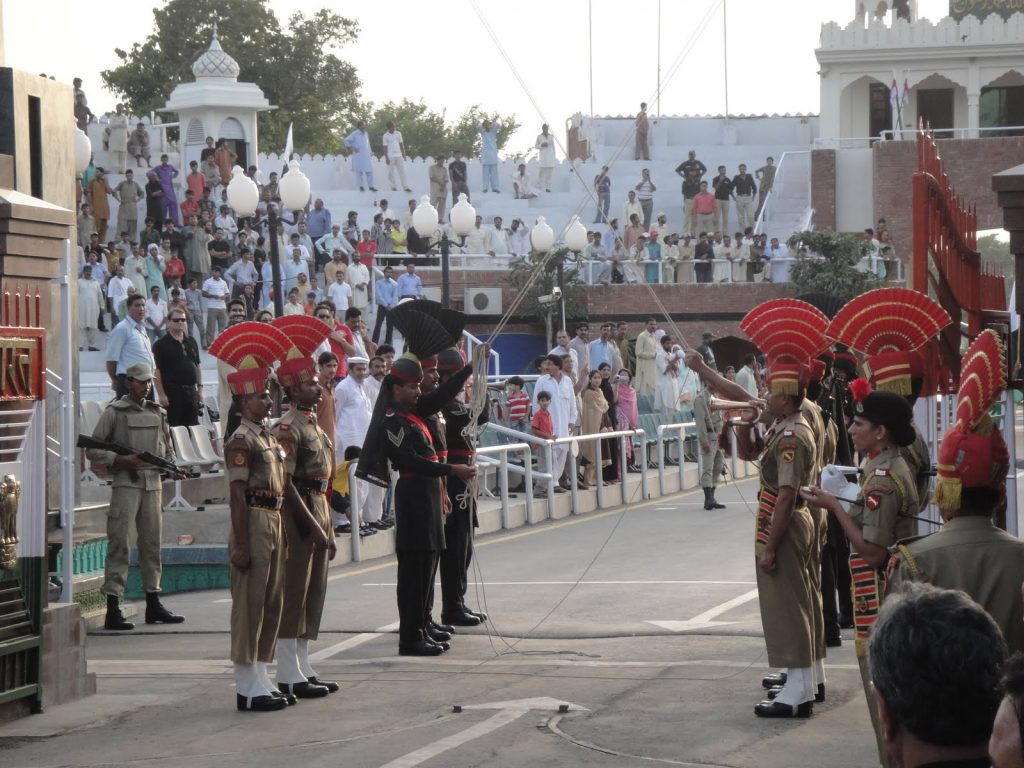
562, 215, 588, 329
411, 192, 476, 308
73, 128, 92, 176
225, 165, 276, 313
530, 216, 563, 330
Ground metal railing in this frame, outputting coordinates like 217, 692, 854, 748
656, 421, 697, 496
753, 150, 811, 236
477, 442, 539, 527
813, 125, 1024, 148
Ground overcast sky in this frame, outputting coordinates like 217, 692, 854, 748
5, 0, 951, 153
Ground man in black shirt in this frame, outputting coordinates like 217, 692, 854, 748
208, 228, 232, 273
449, 149, 469, 205
680, 170, 702, 237
675, 150, 707, 181
199, 136, 216, 162
694, 232, 714, 284
711, 165, 734, 236
153, 306, 202, 427
731, 163, 758, 233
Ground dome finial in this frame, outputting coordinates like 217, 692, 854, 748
212, 20, 219, 41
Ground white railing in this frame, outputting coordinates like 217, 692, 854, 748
477, 442, 539, 527
753, 150, 811, 236
656, 421, 697, 496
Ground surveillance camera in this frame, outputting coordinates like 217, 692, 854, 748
552, 286, 562, 299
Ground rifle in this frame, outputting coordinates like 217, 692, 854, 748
76, 434, 199, 479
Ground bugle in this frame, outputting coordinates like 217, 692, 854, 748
709, 397, 763, 425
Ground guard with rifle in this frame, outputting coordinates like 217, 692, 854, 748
85, 362, 187, 630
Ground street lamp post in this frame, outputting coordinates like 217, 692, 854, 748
227, 160, 310, 317
411, 193, 476, 308
563, 216, 588, 331
530, 216, 559, 331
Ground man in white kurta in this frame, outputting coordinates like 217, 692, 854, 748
334, 358, 384, 525
344, 121, 375, 191
104, 104, 130, 173
78, 266, 104, 350
382, 122, 410, 192
654, 343, 681, 422
346, 259, 370, 312
535, 125, 556, 192
634, 319, 659, 398
531, 356, 578, 493
123, 246, 149, 298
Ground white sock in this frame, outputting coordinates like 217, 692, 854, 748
255, 661, 277, 695
234, 663, 262, 699
297, 639, 315, 678
813, 658, 826, 687
274, 638, 307, 685
773, 666, 814, 706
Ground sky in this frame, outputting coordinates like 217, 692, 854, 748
4, 0, 952, 154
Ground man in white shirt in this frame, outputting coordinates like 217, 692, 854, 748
509, 218, 531, 258
144, 285, 168, 343
316, 224, 354, 265
327, 270, 353, 319
532, 354, 578, 494
549, 329, 580, 378
622, 191, 643, 230
106, 264, 134, 320
382, 122, 411, 193
535, 124, 556, 192
485, 216, 511, 256
214, 206, 237, 245
346, 256, 370, 311
201, 266, 230, 346
334, 357, 386, 527
282, 246, 310, 292
735, 353, 760, 397
512, 164, 538, 200
464, 215, 487, 254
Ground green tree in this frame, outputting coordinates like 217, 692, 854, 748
101, 0, 361, 155
446, 107, 520, 157
977, 233, 1013, 303
358, 102, 520, 160
508, 250, 587, 348
787, 229, 880, 302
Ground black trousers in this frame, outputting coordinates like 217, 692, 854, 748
166, 385, 199, 427
396, 549, 438, 644
371, 307, 393, 345
440, 508, 473, 613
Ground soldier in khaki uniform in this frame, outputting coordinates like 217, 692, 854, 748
803, 384, 918, 759
87, 362, 184, 631
888, 329, 1024, 654
692, 384, 725, 510
272, 353, 337, 698
209, 321, 305, 712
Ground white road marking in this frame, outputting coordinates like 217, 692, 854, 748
646, 588, 760, 632
377, 698, 587, 768
309, 621, 400, 661
361, 580, 756, 587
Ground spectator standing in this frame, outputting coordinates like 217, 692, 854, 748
372, 265, 397, 345
144, 285, 168, 343
123, 244, 148, 297
106, 265, 134, 323
755, 156, 775, 217
144, 243, 166, 300
153, 155, 180, 224
199, 136, 216, 162
505, 376, 530, 432
615, 369, 640, 469
693, 182, 716, 237
105, 294, 155, 398
711, 166, 734, 235
485, 216, 511, 256
213, 140, 236, 189
654, 335, 682, 421
535, 124, 556, 192
580, 370, 610, 488
569, 323, 590, 374
766, 236, 790, 283
549, 329, 580, 379
509, 218, 531, 257
634, 102, 650, 161
77, 203, 96, 250
532, 355, 578, 494
449, 150, 469, 204
152, 307, 202, 427
88, 168, 114, 241
184, 278, 203, 343
478, 119, 501, 193
428, 154, 449, 219
694, 232, 714, 284
680, 170, 701, 237
397, 261, 423, 300
593, 165, 611, 223
588, 323, 619, 372
732, 163, 757, 232
186, 161, 206, 202
530, 391, 557, 495
344, 121, 376, 191
635, 169, 656, 229
114, 169, 143, 241
735, 353, 760, 397
77, 265, 103, 351
144, 172, 165, 233
622, 191, 643, 232
224, 250, 259, 299
327, 269, 353, 319
382, 121, 411, 192
202, 266, 230, 347
103, 104, 130, 173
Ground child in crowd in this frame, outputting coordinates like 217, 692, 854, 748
530, 391, 559, 496
505, 376, 530, 432
330, 446, 378, 538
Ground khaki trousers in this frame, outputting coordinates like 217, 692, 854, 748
699, 446, 724, 488
103, 485, 163, 596
230, 508, 283, 664
683, 199, 695, 236
278, 494, 331, 641
735, 194, 754, 231
714, 200, 730, 235
808, 506, 827, 662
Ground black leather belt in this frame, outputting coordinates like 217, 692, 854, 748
294, 478, 329, 495
247, 494, 283, 510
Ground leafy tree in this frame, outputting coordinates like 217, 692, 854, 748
787, 229, 880, 302
101, 0, 361, 155
358, 102, 520, 160
508, 250, 587, 348
977, 233, 1013, 303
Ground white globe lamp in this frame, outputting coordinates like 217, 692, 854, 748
531, 216, 555, 253
564, 215, 588, 252
450, 193, 476, 237
73, 128, 92, 176
225, 166, 259, 216
278, 159, 311, 210
411, 195, 439, 237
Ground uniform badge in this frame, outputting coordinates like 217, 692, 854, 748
885, 553, 900, 581
874, 468, 890, 477
233, 452, 246, 466
278, 448, 286, 460
781, 448, 795, 463
387, 428, 404, 447
865, 493, 881, 510
783, 429, 793, 436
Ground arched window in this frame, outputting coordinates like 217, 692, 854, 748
219, 117, 246, 141
185, 118, 205, 144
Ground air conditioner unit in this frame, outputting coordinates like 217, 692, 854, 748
464, 287, 503, 315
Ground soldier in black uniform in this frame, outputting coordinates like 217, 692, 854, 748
437, 347, 489, 626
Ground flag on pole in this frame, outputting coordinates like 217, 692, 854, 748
890, 79, 898, 108
901, 78, 910, 106
281, 123, 293, 176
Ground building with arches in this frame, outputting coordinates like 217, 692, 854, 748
160, 26, 274, 173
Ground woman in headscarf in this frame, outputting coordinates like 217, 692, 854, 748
144, 243, 166, 300
598, 363, 620, 484
580, 369, 611, 487
615, 368, 640, 470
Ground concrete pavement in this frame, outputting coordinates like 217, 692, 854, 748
0, 477, 878, 767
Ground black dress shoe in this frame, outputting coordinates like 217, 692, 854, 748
826, 635, 842, 648
271, 689, 297, 705
464, 606, 488, 622
399, 640, 444, 656
441, 610, 482, 627
145, 594, 185, 624
430, 619, 455, 634
754, 700, 812, 718
425, 637, 450, 651
425, 624, 452, 642
236, 693, 287, 712
307, 676, 339, 693
762, 671, 787, 689
767, 683, 825, 703
279, 681, 330, 698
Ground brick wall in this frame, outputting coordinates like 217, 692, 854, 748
811, 149, 837, 231
873, 137, 1024, 285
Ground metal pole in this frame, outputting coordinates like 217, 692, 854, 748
595, 435, 604, 509
639, 429, 649, 500
588, 0, 594, 118
722, 0, 729, 119
556, 259, 565, 331
499, 451, 510, 529
349, 463, 361, 562
524, 448, 535, 524
60, 240, 75, 603
441, 233, 451, 308
269, 205, 284, 318
657, 0, 662, 118
657, 428, 666, 496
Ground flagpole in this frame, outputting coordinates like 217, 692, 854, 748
656, 0, 662, 118
588, 0, 594, 117
723, 0, 729, 119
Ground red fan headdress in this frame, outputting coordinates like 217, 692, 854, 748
825, 288, 951, 396
740, 299, 830, 396
933, 330, 1008, 509
208, 321, 293, 395
270, 315, 332, 388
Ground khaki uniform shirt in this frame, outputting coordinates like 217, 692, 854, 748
800, 398, 827, 481
87, 396, 174, 490
760, 412, 816, 493
693, 389, 723, 446
888, 515, 1024, 653
226, 418, 285, 498
272, 407, 333, 526
848, 447, 918, 549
